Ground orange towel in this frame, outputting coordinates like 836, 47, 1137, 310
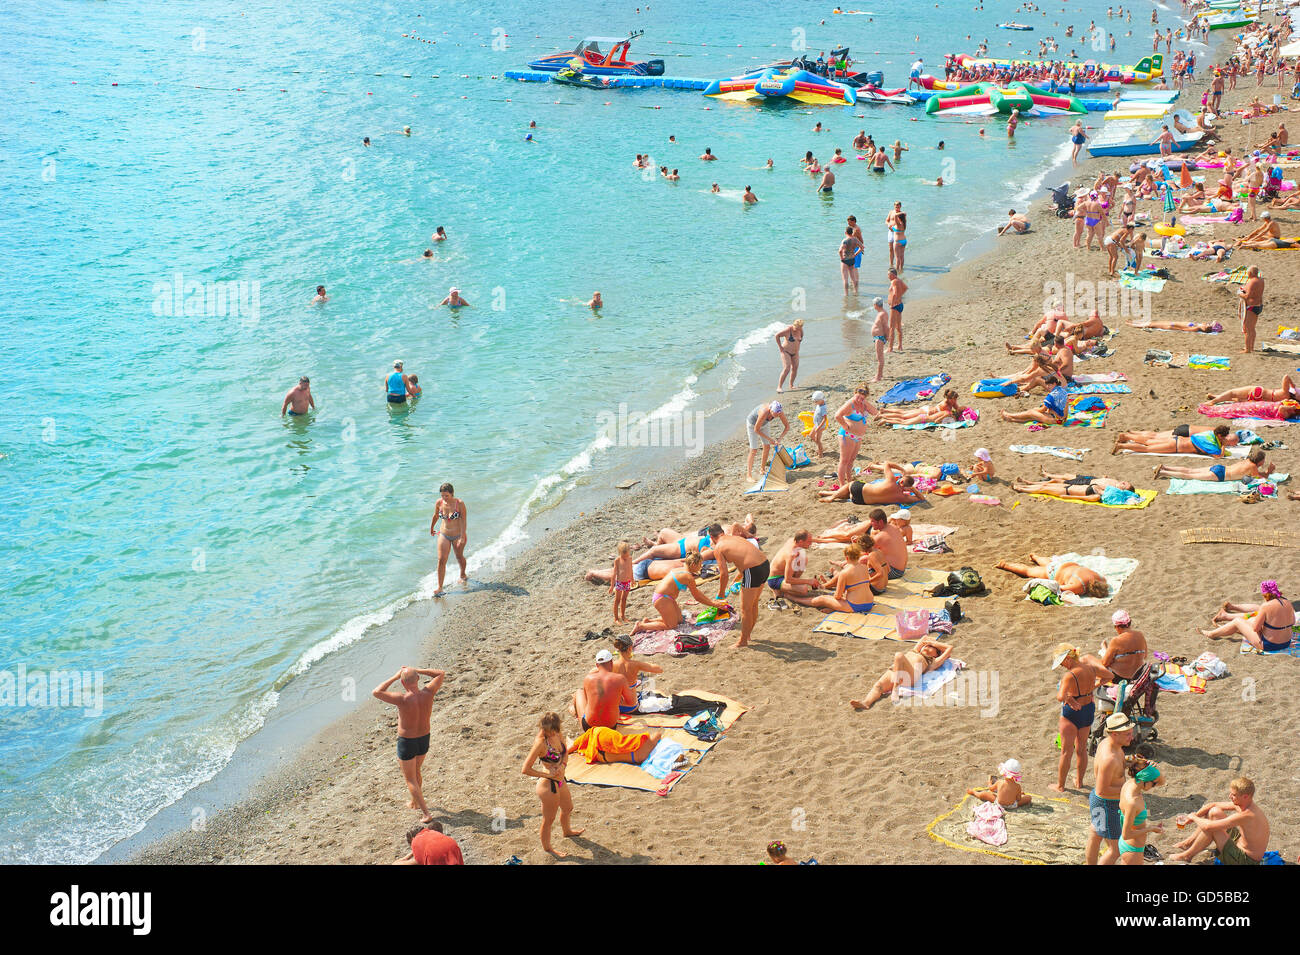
571, 727, 650, 764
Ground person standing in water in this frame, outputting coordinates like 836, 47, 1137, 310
838, 227, 862, 293
281, 376, 315, 416
430, 482, 468, 597
386, 360, 412, 404
775, 319, 804, 392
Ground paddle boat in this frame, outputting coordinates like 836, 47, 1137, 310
1087, 110, 1203, 157
1203, 9, 1257, 29
527, 30, 665, 75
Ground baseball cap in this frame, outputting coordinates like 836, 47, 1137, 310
892, 508, 911, 521
811, 391, 826, 404
594, 650, 613, 664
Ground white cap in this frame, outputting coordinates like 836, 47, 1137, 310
811, 391, 826, 404
892, 508, 911, 521
394, 360, 404, 368
595, 649, 614, 664
1261, 211, 1271, 219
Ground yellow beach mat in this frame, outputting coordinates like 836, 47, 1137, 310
927, 792, 1091, 864
564, 728, 715, 795
1027, 488, 1157, 509
618, 690, 750, 729
813, 567, 950, 640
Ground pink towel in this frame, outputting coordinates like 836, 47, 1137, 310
1198, 400, 1295, 421
967, 801, 1008, 847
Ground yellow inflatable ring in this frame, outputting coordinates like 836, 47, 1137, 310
1154, 224, 1185, 237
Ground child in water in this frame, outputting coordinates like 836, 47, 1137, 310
406, 374, 422, 399
610, 541, 633, 623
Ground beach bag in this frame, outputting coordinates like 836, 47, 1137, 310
1043, 386, 1069, 419
949, 567, 987, 597
683, 709, 722, 741
790, 444, 812, 468
944, 599, 962, 624
674, 633, 711, 654
895, 609, 930, 640
775, 446, 796, 469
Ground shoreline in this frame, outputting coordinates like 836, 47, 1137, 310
135, 26, 1300, 865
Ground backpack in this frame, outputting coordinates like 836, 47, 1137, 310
951, 566, 988, 596
674, 633, 711, 654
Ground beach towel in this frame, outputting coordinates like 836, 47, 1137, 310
1166, 473, 1289, 495
567, 694, 749, 795
892, 418, 975, 432
1027, 488, 1157, 509
1120, 273, 1166, 293
910, 523, 957, 553
895, 658, 964, 701
1009, 444, 1088, 460
638, 739, 687, 779
879, 373, 951, 405
813, 567, 950, 640
632, 615, 738, 656
1179, 213, 1234, 224
928, 793, 1091, 864
966, 801, 1009, 847
1067, 382, 1132, 395
1202, 266, 1250, 285
1070, 372, 1127, 384
1263, 339, 1300, 356
1240, 627, 1300, 657
1063, 395, 1117, 428
621, 690, 750, 729
1188, 354, 1230, 370
1199, 400, 1295, 421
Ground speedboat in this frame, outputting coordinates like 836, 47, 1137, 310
550, 61, 610, 89
998, 22, 1034, 30
527, 30, 665, 75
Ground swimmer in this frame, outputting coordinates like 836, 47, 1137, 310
668, 134, 676, 143
402, 125, 411, 136
439, 287, 470, 308
420, 249, 433, 259
711, 183, 720, 194
433, 226, 447, 242
814, 122, 824, 132
311, 285, 328, 304
701, 147, 718, 161
587, 291, 603, 310
765, 158, 773, 168
363, 136, 371, 147
281, 376, 315, 417
743, 185, 758, 203
667, 168, 679, 181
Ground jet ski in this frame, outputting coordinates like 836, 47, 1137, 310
550, 60, 610, 89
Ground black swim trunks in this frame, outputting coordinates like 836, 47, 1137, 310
1173, 424, 1191, 438
397, 733, 430, 761
849, 480, 867, 505
742, 559, 771, 589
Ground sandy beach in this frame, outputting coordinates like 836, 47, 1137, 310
135, 34, 1300, 867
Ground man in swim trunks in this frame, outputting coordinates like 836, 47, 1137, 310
998, 209, 1032, 236
1237, 265, 1265, 352
838, 227, 862, 294
870, 150, 894, 173
743, 185, 758, 203
816, 461, 922, 507
372, 665, 446, 823
570, 650, 635, 731
818, 168, 834, 193
711, 528, 771, 649
766, 530, 819, 598
1153, 448, 1272, 483
1087, 712, 1133, 865
1170, 777, 1270, 865
867, 508, 907, 579
385, 360, 412, 404
280, 376, 315, 416
700, 147, 718, 161
886, 269, 907, 351
429, 482, 468, 597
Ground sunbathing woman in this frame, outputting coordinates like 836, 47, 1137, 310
995, 553, 1109, 598
585, 555, 712, 588
632, 522, 724, 564
1206, 374, 1298, 405
567, 725, 664, 765
875, 388, 960, 425
1112, 423, 1232, 456
834, 387, 877, 485
788, 543, 879, 614
1009, 478, 1105, 502
1035, 467, 1134, 490
850, 637, 954, 710
630, 554, 730, 635
1153, 448, 1271, 483
1126, 319, 1224, 333
1006, 355, 1063, 393
1066, 309, 1107, 342
1201, 579, 1296, 651
999, 388, 1067, 426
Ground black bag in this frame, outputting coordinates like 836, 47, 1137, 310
674, 633, 711, 654
945, 599, 963, 624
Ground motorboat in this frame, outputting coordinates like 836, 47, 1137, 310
527, 30, 665, 75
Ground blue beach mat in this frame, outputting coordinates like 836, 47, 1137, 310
880, 374, 951, 405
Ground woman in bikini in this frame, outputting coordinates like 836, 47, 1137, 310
875, 389, 960, 425
1118, 759, 1165, 865
833, 387, 875, 485
995, 554, 1110, 598
1206, 374, 1299, 405
887, 206, 908, 273
1126, 319, 1223, 333
629, 553, 729, 635
1009, 478, 1106, 502
611, 634, 663, 714
521, 712, 584, 856
775, 319, 804, 392
429, 482, 468, 597
850, 637, 953, 710
787, 542, 879, 614
1051, 645, 1103, 793
1111, 423, 1231, 456
1202, 579, 1296, 651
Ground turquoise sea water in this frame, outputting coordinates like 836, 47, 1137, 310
0, 0, 1188, 861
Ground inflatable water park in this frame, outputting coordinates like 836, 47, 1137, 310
924, 82, 1086, 116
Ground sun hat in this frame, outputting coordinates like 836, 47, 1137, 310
594, 649, 614, 664
1105, 712, 1135, 733
975, 448, 992, 462
811, 391, 826, 403
1051, 644, 1077, 669
998, 758, 1022, 780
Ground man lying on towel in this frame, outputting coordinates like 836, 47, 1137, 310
816, 460, 924, 506
1154, 448, 1273, 483
995, 553, 1109, 598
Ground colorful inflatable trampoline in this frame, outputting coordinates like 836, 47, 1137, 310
924, 81, 1086, 116
704, 67, 856, 105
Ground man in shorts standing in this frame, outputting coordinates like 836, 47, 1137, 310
373, 666, 446, 823
1087, 712, 1132, 864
